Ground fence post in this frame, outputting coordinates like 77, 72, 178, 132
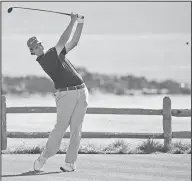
163, 96, 172, 150
1, 95, 7, 150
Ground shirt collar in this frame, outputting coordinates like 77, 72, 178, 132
36, 53, 44, 62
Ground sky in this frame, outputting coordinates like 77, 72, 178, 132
1, 1, 191, 83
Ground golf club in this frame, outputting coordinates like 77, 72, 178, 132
7, 6, 84, 18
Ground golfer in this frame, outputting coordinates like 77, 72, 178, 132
27, 13, 88, 172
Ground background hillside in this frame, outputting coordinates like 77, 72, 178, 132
2, 67, 191, 96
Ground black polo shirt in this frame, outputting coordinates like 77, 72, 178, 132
36, 47, 84, 89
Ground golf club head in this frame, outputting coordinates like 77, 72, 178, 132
7, 7, 13, 13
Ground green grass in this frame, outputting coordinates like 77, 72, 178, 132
2, 139, 191, 154
168, 141, 191, 154
136, 139, 165, 154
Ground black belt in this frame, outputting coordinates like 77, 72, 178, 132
57, 83, 85, 92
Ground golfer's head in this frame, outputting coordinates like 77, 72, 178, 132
27, 36, 44, 56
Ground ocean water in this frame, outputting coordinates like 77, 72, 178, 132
5, 93, 191, 132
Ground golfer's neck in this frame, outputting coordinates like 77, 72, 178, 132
36, 51, 44, 57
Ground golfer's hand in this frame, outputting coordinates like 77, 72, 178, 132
70, 12, 78, 22
77, 14, 84, 23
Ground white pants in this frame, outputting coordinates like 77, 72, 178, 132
41, 85, 89, 163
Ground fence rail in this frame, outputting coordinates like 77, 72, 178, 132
1, 95, 191, 151
6, 107, 191, 117
6, 131, 191, 139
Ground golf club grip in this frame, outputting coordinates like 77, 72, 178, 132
61, 12, 84, 19
77, 15, 84, 19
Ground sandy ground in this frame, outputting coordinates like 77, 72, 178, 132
2, 154, 191, 181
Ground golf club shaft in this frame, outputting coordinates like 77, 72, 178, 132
11, 6, 84, 18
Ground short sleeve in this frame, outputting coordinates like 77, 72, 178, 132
60, 46, 67, 56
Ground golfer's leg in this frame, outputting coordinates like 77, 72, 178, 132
41, 91, 77, 159
65, 87, 89, 163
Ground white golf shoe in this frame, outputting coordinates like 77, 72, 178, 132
60, 163, 76, 172
33, 156, 47, 171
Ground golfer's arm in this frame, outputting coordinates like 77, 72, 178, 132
65, 22, 84, 53
55, 20, 76, 55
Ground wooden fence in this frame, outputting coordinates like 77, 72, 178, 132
1, 95, 191, 151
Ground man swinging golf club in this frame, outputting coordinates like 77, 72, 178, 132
27, 12, 88, 172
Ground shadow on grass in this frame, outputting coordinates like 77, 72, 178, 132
2, 170, 62, 177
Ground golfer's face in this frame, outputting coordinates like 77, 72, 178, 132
30, 43, 44, 55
